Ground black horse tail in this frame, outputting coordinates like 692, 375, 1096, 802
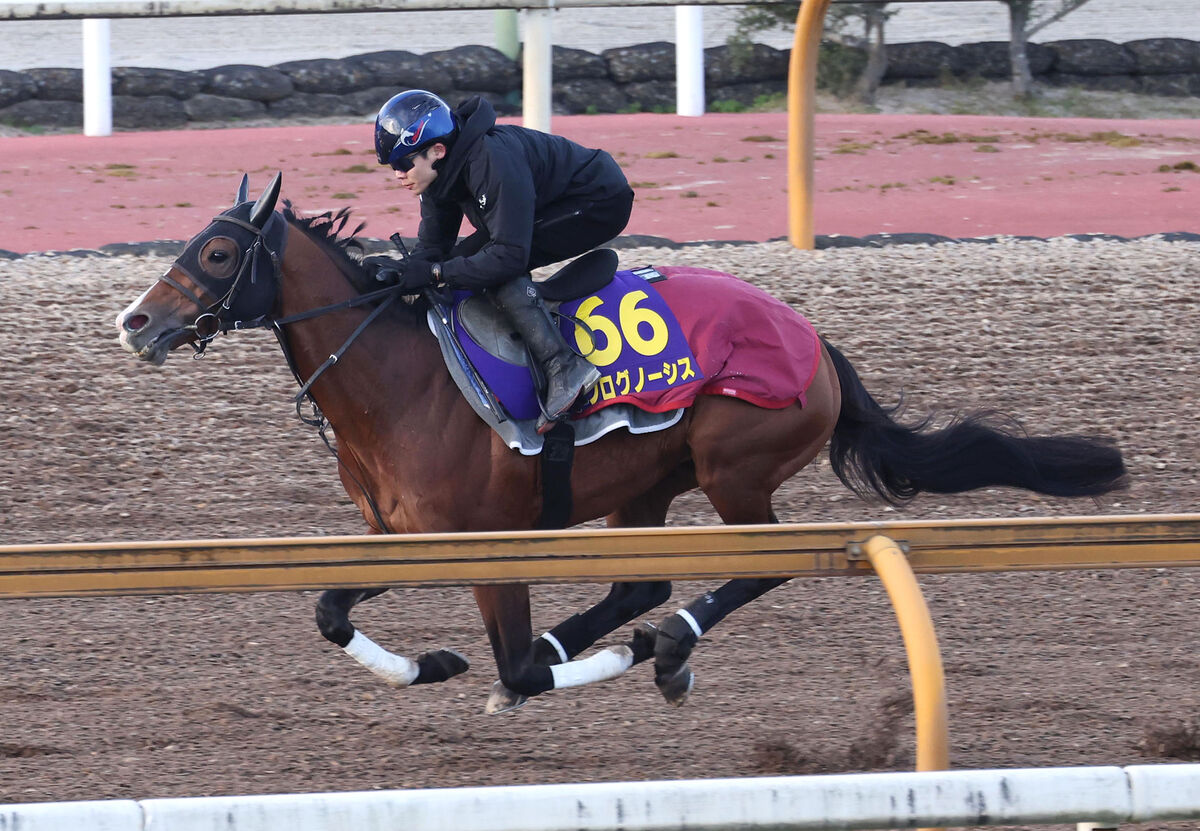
821, 338, 1128, 504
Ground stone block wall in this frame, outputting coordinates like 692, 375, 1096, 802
0, 37, 1196, 131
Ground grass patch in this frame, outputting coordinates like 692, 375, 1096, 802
644, 150, 680, 159
1158, 160, 1199, 173
331, 192, 358, 200
105, 163, 136, 170
833, 140, 873, 155
1093, 130, 1143, 148
710, 99, 746, 113
629, 181, 658, 189
313, 148, 353, 156
341, 164, 372, 174
680, 191, 699, 198
928, 175, 957, 185
742, 135, 782, 143
896, 130, 960, 144
896, 129, 1006, 145
975, 144, 1000, 153
1023, 130, 1142, 148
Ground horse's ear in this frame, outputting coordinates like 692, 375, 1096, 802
235, 173, 249, 205
249, 172, 282, 229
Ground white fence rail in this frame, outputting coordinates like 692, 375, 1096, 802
0, 0, 999, 136
5, 765, 1200, 830
1, 0, 747, 134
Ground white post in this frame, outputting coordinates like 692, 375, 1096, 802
521, 8, 552, 133
82, 18, 113, 137
675, 5, 704, 116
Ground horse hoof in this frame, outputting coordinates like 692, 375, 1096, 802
485, 680, 528, 715
411, 648, 470, 686
655, 664, 694, 708
630, 622, 658, 665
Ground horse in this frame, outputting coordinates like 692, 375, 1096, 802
115, 173, 1128, 713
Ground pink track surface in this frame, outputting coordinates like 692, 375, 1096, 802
2, 112, 1197, 253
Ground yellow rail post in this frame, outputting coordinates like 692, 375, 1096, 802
860, 534, 950, 831
787, 0, 832, 249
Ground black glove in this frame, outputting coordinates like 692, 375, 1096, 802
361, 255, 437, 292
361, 254, 403, 286
396, 257, 435, 291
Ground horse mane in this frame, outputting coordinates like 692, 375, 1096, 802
281, 201, 427, 320
282, 200, 372, 290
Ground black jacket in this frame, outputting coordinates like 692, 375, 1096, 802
414, 96, 630, 291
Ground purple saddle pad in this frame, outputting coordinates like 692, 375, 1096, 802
451, 269, 697, 422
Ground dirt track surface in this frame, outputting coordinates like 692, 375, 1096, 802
2, 237, 1200, 830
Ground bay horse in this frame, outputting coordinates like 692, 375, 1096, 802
116, 173, 1127, 713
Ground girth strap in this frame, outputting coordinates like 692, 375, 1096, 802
535, 421, 576, 530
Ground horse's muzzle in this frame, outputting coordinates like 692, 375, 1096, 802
116, 308, 193, 365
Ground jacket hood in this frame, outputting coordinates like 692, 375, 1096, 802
429, 96, 496, 199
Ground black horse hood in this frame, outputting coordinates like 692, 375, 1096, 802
429, 96, 496, 199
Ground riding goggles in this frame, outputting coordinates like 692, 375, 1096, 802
391, 148, 425, 173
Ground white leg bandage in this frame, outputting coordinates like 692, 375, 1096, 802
539, 631, 570, 665
343, 630, 420, 688
676, 609, 704, 639
550, 645, 634, 689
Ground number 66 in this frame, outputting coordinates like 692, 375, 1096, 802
573, 290, 670, 367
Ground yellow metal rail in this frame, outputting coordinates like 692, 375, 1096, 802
2, 514, 1197, 600
863, 535, 950, 831
787, 0, 832, 248
5, 514, 1193, 806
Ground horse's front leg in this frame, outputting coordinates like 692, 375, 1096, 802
475, 584, 634, 714
316, 588, 470, 688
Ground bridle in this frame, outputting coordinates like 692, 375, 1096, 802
161, 207, 290, 356
155, 174, 407, 532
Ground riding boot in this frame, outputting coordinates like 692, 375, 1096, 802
494, 275, 600, 429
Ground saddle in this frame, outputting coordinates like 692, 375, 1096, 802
428, 249, 686, 455
429, 257, 825, 457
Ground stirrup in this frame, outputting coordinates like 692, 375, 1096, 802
535, 412, 557, 435
535, 382, 593, 435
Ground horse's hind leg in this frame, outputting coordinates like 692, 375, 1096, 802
651, 568, 791, 706
651, 376, 840, 706
316, 587, 469, 688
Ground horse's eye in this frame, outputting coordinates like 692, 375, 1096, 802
210, 250, 230, 263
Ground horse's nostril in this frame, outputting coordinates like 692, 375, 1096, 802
124, 314, 150, 332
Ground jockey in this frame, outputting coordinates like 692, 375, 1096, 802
371, 89, 634, 432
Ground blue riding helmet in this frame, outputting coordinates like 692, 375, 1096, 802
374, 90, 457, 168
